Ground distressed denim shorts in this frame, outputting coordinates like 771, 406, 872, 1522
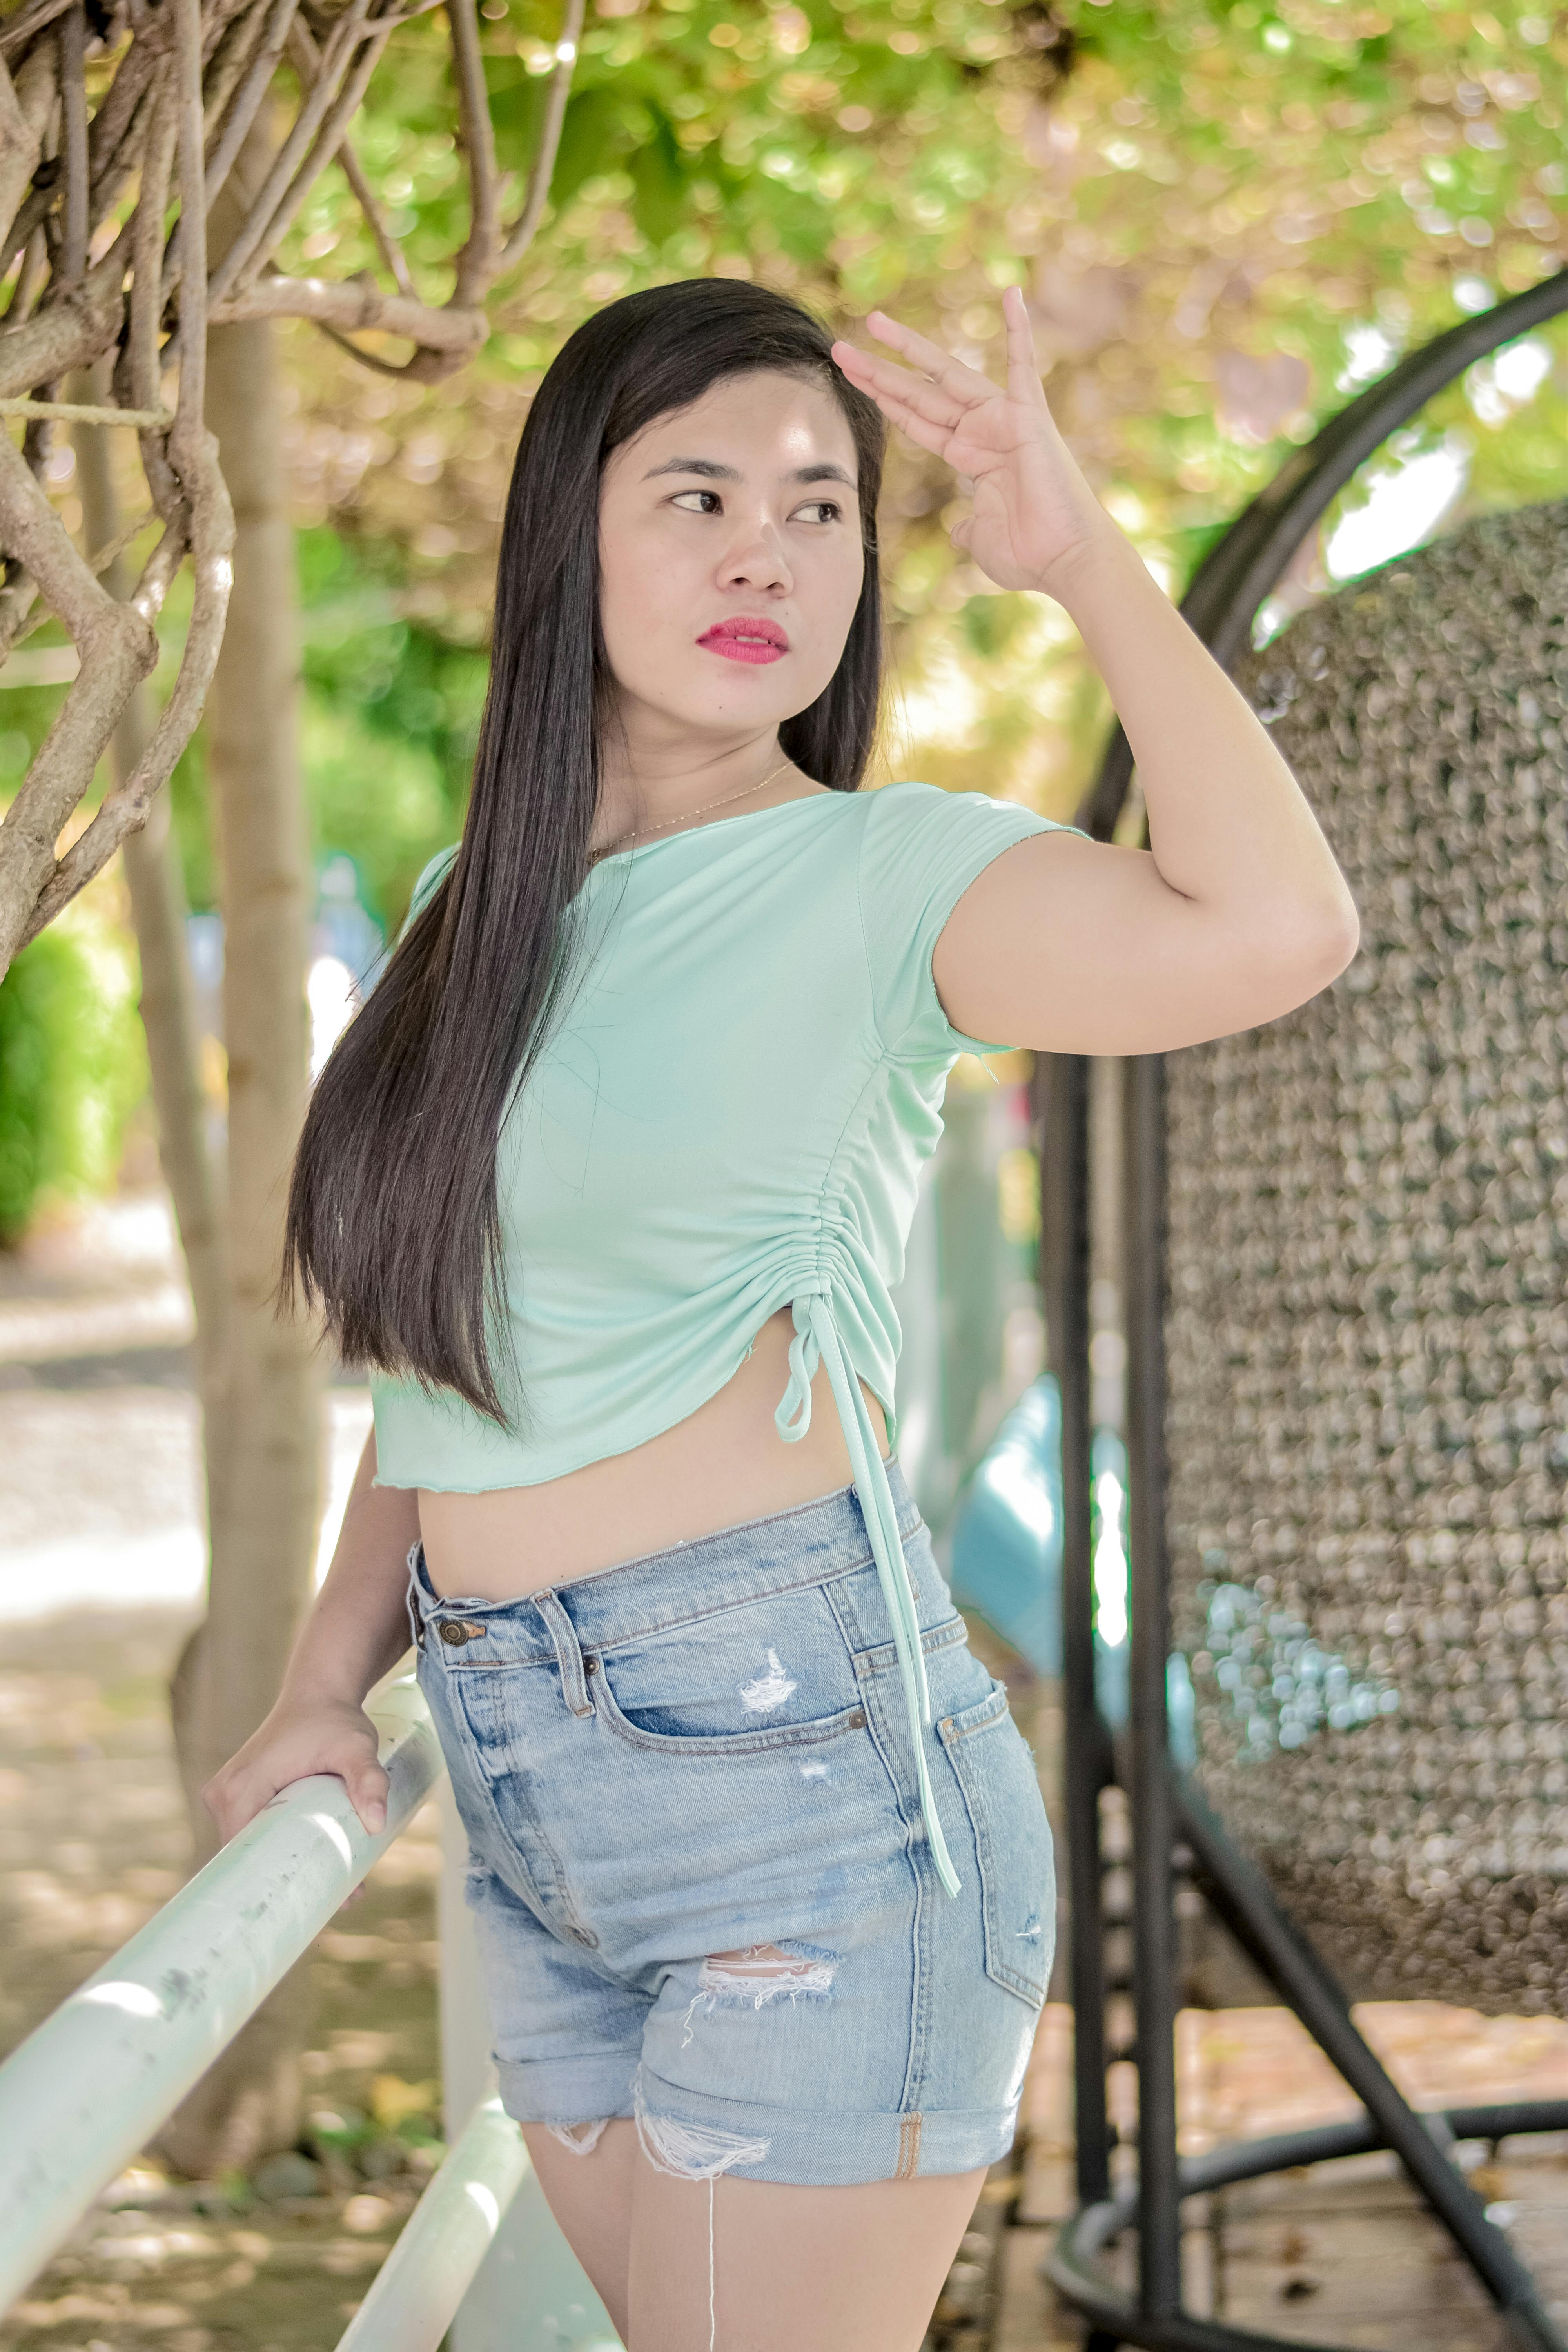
405, 1459, 1055, 2189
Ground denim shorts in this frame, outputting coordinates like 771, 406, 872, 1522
405, 1459, 1055, 2189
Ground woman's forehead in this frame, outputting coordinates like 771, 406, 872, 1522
612, 371, 859, 480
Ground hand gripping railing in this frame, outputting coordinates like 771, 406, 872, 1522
0, 1673, 563, 2348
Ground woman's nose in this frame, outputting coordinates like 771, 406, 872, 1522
719, 521, 793, 596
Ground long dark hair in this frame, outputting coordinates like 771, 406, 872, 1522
283, 279, 887, 1424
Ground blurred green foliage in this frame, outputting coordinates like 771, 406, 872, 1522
0, 919, 147, 1245
296, 530, 488, 931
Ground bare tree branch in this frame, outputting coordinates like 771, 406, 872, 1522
338, 134, 414, 296
21, 429, 232, 943
0, 250, 125, 397
226, 15, 392, 294
0, 395, 171, 424
120, 73, 176, 416
211, 269, 485, 352
0, 429, 158, 969
0, 0, 76, 61
1, 0, 581, 968
169, 0, 208, 440
57, 2, 87, 287
286, 13, 412, 298
0, 41, 57, 269
0, 54, 46, 257
202, 0, 372, 306
449, 0, 499, 306
200, 0, 296, 224
497, 0, 585, 276
8, 501, 156, 648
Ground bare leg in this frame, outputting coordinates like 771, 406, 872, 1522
628, 2149, 989, 2352
520, 2120, 639, 2343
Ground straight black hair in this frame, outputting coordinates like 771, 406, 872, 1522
282, 279, 887, 1423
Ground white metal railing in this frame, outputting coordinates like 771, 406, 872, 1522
0, 1672, 548, 2342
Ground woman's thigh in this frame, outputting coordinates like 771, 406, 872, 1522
629, 2151, 989, 2352
522, 2125, 986, 2352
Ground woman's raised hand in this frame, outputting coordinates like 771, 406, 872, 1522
831, 284, 1110, 597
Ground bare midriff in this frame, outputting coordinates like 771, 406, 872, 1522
416, 1305, 891, 1602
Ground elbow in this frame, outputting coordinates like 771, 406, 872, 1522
1274, 887, 1361, 1006
1316, 888, 1362, 982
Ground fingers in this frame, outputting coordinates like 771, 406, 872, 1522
835, 297, 1045, 428
349, 1765, 390, 1835
866, 309, 1000, 406
839, 375, 959, 461
1001, 282, 1045, 408
831, 337, 967, 436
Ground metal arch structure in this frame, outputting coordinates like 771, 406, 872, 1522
1037, 261, 1568, 2352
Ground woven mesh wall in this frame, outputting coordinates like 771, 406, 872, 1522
1166, 499, 1568, 2013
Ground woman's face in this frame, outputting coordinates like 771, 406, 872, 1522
597, 368, 864, 750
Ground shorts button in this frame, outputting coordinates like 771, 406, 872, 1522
584, 1656, 599, 1674
438, 1620, 471, 1645
849, 1708, 866, 1728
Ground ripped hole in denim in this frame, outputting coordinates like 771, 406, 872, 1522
632, 2063, 771, 2352
680, 1941, 836, 2051
546, 2117, 610, 2156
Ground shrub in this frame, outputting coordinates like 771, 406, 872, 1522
0, 920, 148, 1245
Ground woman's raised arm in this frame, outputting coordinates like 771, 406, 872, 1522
832, 289, 1360, 1058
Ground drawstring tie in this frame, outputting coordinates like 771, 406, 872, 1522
775, 1292, 962, 1899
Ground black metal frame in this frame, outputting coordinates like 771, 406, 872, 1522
1037, 263, 1568, 2352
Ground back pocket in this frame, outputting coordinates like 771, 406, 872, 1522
938, 1683, 1054, 2008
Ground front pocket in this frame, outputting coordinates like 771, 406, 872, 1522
589, 1586, 864, 1749
590, 1663, 868, 1756
939, 1682, 1055, 2009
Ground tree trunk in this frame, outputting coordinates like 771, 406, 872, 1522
71, 390, 233, 1671
154, 122, 326, 2178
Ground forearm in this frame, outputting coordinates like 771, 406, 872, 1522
1046, 519, 1358, 949
280, 1429, 422, 1708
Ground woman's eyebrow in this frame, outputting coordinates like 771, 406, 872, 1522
643, 457, 739, 481
641, 457, 857, 486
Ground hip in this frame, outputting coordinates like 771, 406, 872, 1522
406, 1463, 1056, 2017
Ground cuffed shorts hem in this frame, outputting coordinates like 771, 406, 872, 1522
498, 2055, 1020, 2186
496, 2050, 640, 2129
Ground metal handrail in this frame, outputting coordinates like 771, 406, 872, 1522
0, 1652, 617, 2349
0, 1673, 469, 2319
337, 2095, 535, 2352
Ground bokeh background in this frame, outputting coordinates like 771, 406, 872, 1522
6, 5, 1568, 2349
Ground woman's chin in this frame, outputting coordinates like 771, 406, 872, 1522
612, 675, 818, 740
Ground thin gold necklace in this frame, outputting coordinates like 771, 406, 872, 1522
590, 757, 793, 865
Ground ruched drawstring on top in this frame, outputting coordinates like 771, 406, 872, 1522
775, 1290, 962, 1900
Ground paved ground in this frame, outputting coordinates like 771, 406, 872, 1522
10, 1189, 1568, 2352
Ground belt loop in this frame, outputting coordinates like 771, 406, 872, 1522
405, 1542, 426, 1653
532, 1589, 595, 1718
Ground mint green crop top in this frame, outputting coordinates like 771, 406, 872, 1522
370, 781, 1074, 1894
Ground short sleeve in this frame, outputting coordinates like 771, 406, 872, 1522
858, 781, 1082, 1062
397, 845, 458, 946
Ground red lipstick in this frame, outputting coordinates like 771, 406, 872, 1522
697, 615, 790, 666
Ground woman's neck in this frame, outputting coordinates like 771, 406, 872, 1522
590, 730, 801, 858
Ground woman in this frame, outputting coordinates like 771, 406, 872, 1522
205, 277, 1358, 2349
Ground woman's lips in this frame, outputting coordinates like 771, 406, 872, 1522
697, 618, 790, 666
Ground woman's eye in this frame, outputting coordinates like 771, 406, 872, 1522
671, 489, 722, 514
794, 500, 842, 525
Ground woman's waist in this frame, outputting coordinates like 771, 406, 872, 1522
413, 1308, 893, 1600
410, 1452, 920, 1651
